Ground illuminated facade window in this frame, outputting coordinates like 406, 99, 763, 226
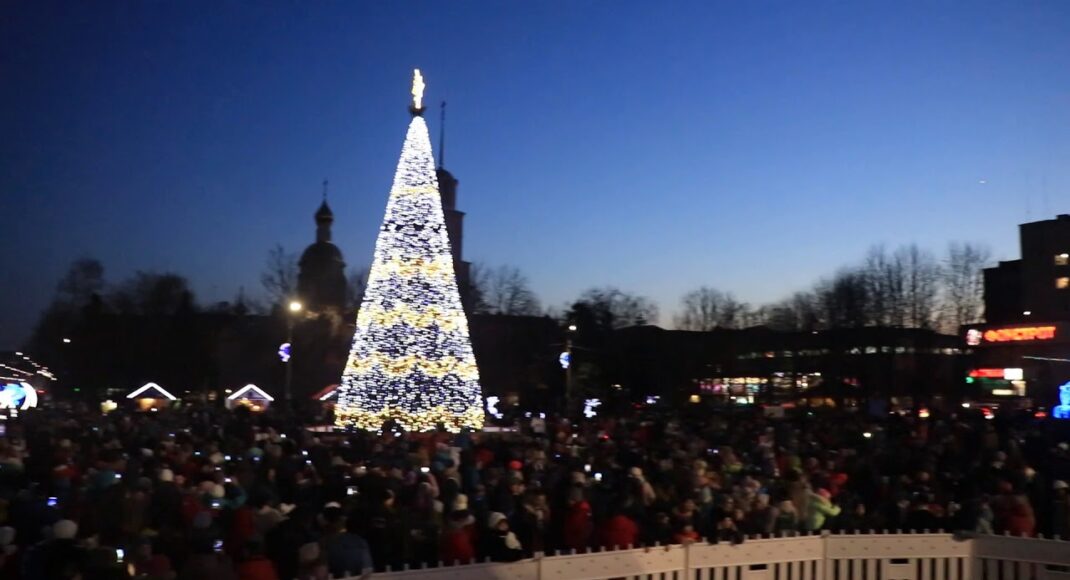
1058, 277, 1070, 289
1056, 253, 1069, 266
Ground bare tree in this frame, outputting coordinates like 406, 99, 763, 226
260, 244, 298, 307
815, 268, 870, 328
676, 287, 744, 330
56, 257, 105, 307
899, 244, 940, 329
941, 241, 991, 330
476, 264, 540, 316
577, 287, 659, 328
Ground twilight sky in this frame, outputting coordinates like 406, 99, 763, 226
2, 1, 1069, 348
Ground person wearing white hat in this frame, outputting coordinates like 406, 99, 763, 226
483, 512, 523, 562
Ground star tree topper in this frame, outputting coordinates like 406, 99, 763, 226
410, 69, 426, 115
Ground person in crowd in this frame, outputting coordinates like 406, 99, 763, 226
1, 400, 1068, 578
483, 512, 523, 562
319, 505, 373, 577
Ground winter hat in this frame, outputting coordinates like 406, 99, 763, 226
299, 542, 321, 563
1054, 480, 1069, 490
487, 512, 508, 529
508, 460, 523, 471
53, 520, 78, 540
159, 468, 174, 483
452, 494, 469, 512
816, 488, 832, 500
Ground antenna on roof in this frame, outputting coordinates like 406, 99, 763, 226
438, 101, 446, 169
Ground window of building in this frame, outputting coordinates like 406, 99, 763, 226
1056, 253, 1069, 266
1058, 277, 1070, 289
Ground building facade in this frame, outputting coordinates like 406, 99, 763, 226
964, 214, 1070, 405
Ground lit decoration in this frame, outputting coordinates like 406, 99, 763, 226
583, 398, 601, 418
411, 69, 426, 110
126, 382, 177, 401
918, 408, 930, 418
226, 384, 274, 412
1053, 383, 1070, 420
558, 352, 571, 369
0, 382, 37, 410
101, 400, 118, 413
688, 394, 701, 403
313, 384, 339, 402
278, 342, 292, 363
972, 325, 1057, 343
645, 395, 660, 405
334, 70, 483, 434
486, 396, 504, 419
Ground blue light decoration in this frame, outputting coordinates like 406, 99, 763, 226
278, 342, 291, 363
0, 382, 38, 410
558, 352, 571, 369
1053, 382, 1070, 420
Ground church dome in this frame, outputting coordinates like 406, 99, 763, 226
299, 241, 344, 267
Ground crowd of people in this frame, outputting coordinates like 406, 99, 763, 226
0, 400, 1068, 580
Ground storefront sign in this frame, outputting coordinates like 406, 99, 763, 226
968, 368, 1024, 380
967, 325, 1056, 345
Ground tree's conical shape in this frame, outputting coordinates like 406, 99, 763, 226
335, 113, 483, 433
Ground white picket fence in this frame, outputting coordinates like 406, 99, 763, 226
349, 532, 1070, 580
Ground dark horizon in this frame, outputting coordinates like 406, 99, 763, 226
3, 1, 1070, 349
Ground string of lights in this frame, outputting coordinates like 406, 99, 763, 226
335, 71, 484, 434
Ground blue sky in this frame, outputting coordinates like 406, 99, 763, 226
2, 1, 1069, 347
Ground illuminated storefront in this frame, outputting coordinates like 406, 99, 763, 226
962, 322, 1070, 402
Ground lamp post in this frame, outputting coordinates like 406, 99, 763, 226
284, 300, 302, 403
563, 323, 577, 416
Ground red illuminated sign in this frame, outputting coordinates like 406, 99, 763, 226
981, 326, 1056, 343
968, 369, 1005, 378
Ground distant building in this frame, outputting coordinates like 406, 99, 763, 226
964, 214, 1070, 404
434, 103, 475, 307
611, 325, 965, 406
297, 197, 347, 314
984, 214, 1070, 323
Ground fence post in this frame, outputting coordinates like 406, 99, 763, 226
963, 537, 977, 580
684, 539, 692, 580
820, 530, 831, 580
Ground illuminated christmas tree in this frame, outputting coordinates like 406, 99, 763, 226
335, 70, 484, 433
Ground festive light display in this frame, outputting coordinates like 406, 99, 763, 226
1054, 383, 1070, 420
486, 396, 503, 419
583, 398, 601, 418
127, 382, 177, 401
0, 382, 37, 410
335, 70, 483, 433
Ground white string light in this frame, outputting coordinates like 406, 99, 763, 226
335, 90, 483, 434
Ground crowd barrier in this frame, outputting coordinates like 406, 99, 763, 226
340, 531, 1070, 580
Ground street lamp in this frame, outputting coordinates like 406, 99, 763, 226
284, 300, 303, 403
564, 323, 577, 416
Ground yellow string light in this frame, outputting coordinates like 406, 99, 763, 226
335, 82, 484, 434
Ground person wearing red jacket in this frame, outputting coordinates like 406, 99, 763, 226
561, 488, 592, 553
598, 506, 639, 550
1005, 495, 1036, 537
237, 540, 280, 580
440, 495, 477, 565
